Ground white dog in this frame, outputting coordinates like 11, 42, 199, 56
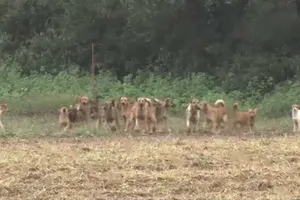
292, 104, 300, 132
0, 104, 8, 132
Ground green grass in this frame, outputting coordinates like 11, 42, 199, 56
0, 67, 297, 137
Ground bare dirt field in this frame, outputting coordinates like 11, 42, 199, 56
0, 135, 300, 200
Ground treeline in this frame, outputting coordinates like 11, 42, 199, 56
1, 0, 300, 99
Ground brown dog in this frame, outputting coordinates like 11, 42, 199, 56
153, 98, 175, 133
202, 99, 227, 129
75, 96, 90, 122
199, 99, 228, 134
125, 97, 157, 134
185, 99, 201, 134
59, 107, 71, 131
0, 104, 8, 131
102, 99, 120, 131
119, 97, 133, 125
232, 102, 257, 134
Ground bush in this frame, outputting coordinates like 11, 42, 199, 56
0, 65, 296, 119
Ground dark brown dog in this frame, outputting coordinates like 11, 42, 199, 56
102, 99, 120, 131
153, 98, 175, 133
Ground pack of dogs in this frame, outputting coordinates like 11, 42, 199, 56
0, 96, 299, 135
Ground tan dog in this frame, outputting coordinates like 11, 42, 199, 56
292, 104, 300, 132
59, 107, 71, 131
0, 104, 8, 131
125, 97, 157, 134
153, 98, 175, 133
102, 100, 120, 131
119, 96, 134, 125
75, 96, 90, 122
185, 99, 201, 134
232, 102, 257, 134
199, 99, 228, 134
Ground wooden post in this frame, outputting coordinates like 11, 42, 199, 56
91, 43, 96, 98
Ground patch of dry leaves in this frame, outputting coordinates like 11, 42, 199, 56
0, 136, 300, 199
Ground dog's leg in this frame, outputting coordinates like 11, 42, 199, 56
144, 115, 150, 134
0, 120, 5, 132
297, 120, 300, 132
115, 116, 120, 131
63, 123, 70, 132
150, 115, 156, 134
194, 118, 200, 133
126, 115, 135, 133
134, 117, 140, 131
293, 120, 297, 132
164, 118, 171, 133
186, 114, 192, 134
212, 122, 218, 135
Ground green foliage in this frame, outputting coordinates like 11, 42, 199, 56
0, 67, 297, 120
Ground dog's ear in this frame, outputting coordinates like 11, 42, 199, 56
295, 105, 300, 110
253, 108, 257, 113
75, 96, 81, 103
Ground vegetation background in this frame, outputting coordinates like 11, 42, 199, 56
1, 0, 300, 119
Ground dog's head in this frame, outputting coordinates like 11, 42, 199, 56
120, 97, 130, 106
164, 98, 175, 108
136, 97, 147, 107
292, 104, 300, 110
80, 96, 89, 105
102, 100, 116, 112
248, 108, 257, 118
199, 101, 208, 112
59, 106, 69, 115
153, 98, 163, 107
0, 104, 8, 113
75, 96, 89, 110
189, 99, 201, 110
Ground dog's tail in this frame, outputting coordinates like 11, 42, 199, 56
233, 102, 239, 112
215, 99, 225, 107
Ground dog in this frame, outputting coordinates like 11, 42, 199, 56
75, 95, 90, 121
102, 99, 120, 131
68, 105, 78, 123
89, 95, 101, 119
292, 104, 300, 132
59, 107, 71, 132
232, 102, 257, 134
74, 95, 101, 122
125, 97, 157, 134
119, 96, 134, 125
185, 99, 201, 134
153, 98, 175, 133
202, 99, 226, 129
199, 99, 228, 134
0, 104, 8, 131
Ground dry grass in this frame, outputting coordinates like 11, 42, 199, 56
0, 113, 298, 199
1, 136, 300, 199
